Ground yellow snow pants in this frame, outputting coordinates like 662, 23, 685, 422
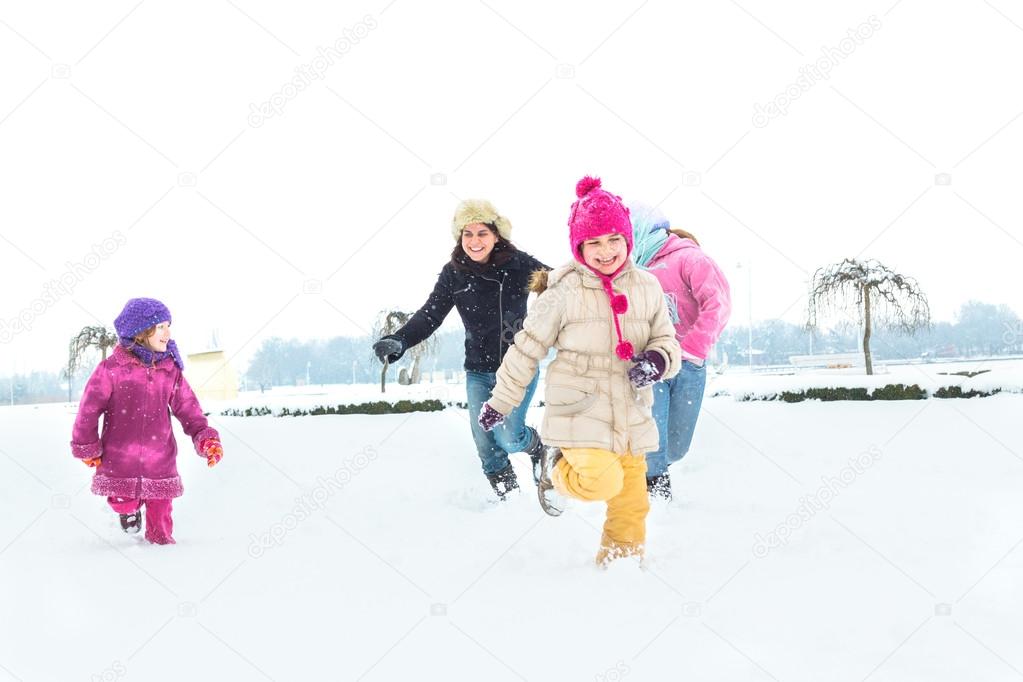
552, 448, 649, 566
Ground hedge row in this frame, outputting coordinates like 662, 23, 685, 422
221, 384, 1005, 414
741, 383, 1000, 402
932, 386, 1000, 399
221, 399, 447, 417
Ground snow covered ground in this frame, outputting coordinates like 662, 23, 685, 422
216, 375, 493, 412
213, 358, 1023, 414
711, 357, 1023, 400
2, 383, 1021, 681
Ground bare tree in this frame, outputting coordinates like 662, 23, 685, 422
808, 258, 930, 375
371, 310, 438, 390
66, 326, 118, 400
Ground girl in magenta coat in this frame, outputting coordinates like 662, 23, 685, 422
71, 298, 223, 544
628, 203, 731, 500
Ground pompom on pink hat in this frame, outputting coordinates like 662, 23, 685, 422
567, 175, 635, 361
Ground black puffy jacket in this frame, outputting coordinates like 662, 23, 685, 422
385, 249, 549, 372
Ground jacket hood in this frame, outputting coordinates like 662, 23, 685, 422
648, 234, 698, 264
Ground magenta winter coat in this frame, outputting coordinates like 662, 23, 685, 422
71, 345, 218, 499
645, 235, 732, 360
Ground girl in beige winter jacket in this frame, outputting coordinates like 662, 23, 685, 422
479, 177, 682, 566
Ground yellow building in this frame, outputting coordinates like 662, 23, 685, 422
184, 350, 238, 401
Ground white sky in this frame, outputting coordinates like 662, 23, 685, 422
2, 0, 1022, 374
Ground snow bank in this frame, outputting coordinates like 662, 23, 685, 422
2, 390, 1020, 680
709, 358, 1023, 401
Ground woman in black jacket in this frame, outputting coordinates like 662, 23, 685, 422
372, 199, 549, 499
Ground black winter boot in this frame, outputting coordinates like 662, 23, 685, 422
523, 427, 546, 485
647, 473, 672, 502
537, 447, 565, 516
119, 508, 143, 534
487, 464, 519, 500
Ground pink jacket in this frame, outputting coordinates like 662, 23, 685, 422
645, 236, 731, 360
71, 345, 218, 499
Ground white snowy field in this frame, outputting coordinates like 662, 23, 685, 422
196, 357, 1023, 417
710, 357, 1023, 400
2, 390, 1022, 681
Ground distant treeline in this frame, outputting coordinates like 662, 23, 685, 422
717, 300, 1022, 366
2, 301, 1020, 405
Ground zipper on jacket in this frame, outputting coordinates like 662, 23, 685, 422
476, 270, 508, 363
141, 365, 152, 482
498, 277, 505, 360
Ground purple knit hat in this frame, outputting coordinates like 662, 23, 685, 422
114, 298, 183, 369
567, 176, 635, 360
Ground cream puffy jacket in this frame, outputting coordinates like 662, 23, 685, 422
488, 259, 681, 455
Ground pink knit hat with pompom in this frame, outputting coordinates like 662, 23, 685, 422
567, 176, 635, 361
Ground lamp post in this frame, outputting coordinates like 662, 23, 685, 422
736, 260, 753, 372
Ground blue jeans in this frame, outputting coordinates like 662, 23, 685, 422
645, 361, 707, 477
466, 370, 540, 475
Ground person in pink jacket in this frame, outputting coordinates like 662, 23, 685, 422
71, 298, 223, 544
628, 202, 731, 500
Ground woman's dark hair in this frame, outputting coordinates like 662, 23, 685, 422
450, 223, 518, 271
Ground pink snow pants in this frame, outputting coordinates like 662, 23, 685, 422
107, 497, 175, 544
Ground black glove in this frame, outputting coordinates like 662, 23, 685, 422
373, 337, 404, 364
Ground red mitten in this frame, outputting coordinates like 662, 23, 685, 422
202, 439, 223, 468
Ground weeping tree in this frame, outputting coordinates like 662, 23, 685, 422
371, 310, 438, 391
807, 258, 930, 375
66, 326, 118, 400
